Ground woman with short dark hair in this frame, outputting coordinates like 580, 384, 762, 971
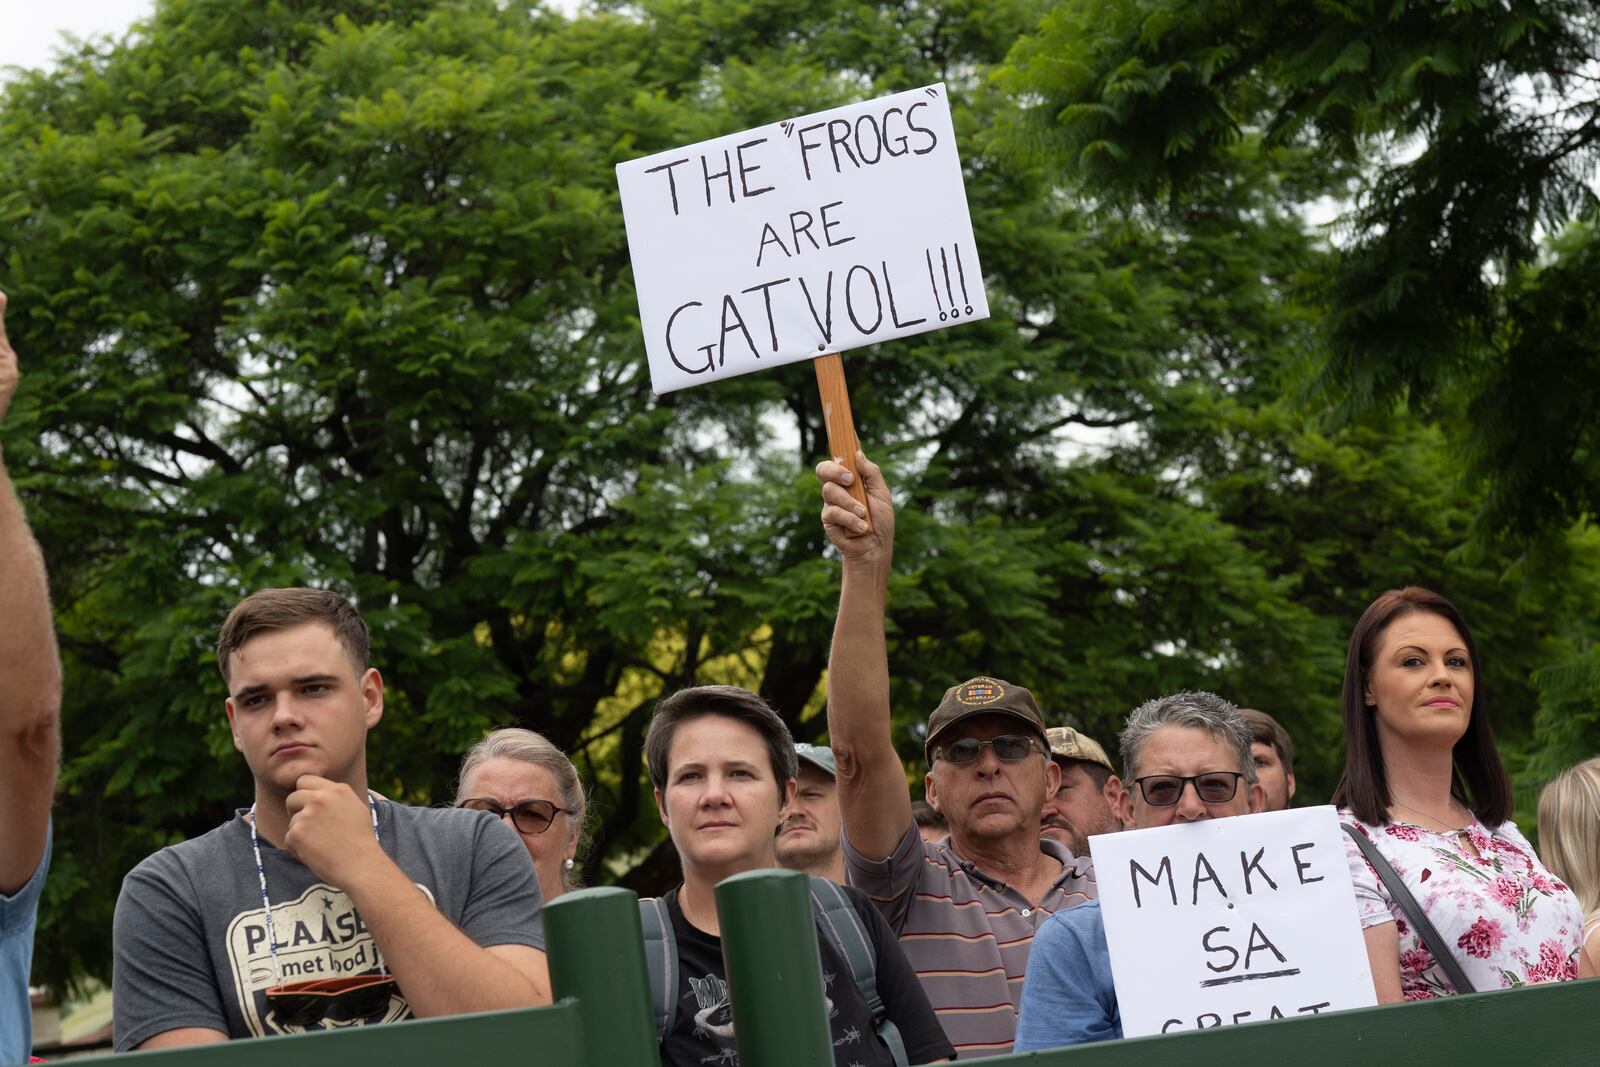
1332, 587, 1582, 1001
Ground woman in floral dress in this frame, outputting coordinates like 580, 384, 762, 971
1331, 587, 1583, 1001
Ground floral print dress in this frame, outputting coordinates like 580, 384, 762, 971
1340, 809, 1583, 999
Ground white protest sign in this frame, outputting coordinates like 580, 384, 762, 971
616, 83, 988, 394
1089, 806, 1375, 1037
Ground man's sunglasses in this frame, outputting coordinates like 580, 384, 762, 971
934, 734, 1043, 765
1133, 772, 1244, 806
457, 797, 573, 836
266, 974, 397, 1027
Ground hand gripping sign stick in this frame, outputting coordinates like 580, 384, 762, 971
813, 352, 871, 531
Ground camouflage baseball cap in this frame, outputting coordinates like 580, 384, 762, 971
1044, 726, 1115, 775
924, 677, 1048, 762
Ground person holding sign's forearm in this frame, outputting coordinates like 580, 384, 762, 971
819, 452, 1095, 1059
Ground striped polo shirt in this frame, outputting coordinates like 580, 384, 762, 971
844, 821, 1096, 1058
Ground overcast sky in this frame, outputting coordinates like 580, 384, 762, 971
0, 1, 591, 84
0, 0, 155, 83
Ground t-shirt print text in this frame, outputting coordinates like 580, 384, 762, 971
224, 880, 436, 1035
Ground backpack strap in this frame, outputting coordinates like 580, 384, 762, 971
638, 896, 678, 1041
808, 877, 909, 1067
1341, 823, 1476, 994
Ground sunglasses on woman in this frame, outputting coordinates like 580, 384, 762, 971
456, 797, 573, 836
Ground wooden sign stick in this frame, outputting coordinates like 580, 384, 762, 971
813, 352, 872, 533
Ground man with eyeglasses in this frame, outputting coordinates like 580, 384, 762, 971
818, 454, 1096, 1058
1014, 691, 1266, 1050
0, 291, 62, 1067
112, 589, 551, 1050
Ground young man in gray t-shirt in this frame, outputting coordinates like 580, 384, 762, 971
113, 589, 550, 1050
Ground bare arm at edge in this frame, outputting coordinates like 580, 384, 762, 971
818, 452, 913, 862
0, 290, 62, 894
1362, 921, 1405, 1004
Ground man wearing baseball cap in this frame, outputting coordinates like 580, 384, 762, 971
776, 743, 847, 883
817, 454, 1096, 1058
1041, 727, 1129, 858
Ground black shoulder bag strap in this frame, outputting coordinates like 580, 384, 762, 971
1341, 822, 1476, 994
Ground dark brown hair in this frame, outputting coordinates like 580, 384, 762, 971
1239, 709, 1295, 776
1330, 587, 1511, 826
645, 685, 797, 801
216, 588, 369, 686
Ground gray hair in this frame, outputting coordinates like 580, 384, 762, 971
1119, 691, 1257, 785
455, 728, 589, 889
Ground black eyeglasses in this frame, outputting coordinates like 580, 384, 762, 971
457, 797, 572, 836
266, 974, 397, 1027
934, 735, 1043, 765
1133, 772, 1244, 806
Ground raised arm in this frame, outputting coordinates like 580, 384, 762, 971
0, 291, 62, 894
818, 451, 913, 861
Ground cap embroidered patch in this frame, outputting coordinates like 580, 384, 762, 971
956, 678, 1004, 705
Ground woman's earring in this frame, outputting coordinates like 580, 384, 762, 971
563, 858, 575, 870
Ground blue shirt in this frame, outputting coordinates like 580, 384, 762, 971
1014, 899, 1121, 1051
1, 825, 49, 1067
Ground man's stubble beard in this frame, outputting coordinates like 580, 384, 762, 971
775, 831, 840, 871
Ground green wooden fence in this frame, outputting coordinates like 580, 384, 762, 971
109, 870, 1596, 1066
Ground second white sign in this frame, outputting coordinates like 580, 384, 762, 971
1090, 807, 1377, 1038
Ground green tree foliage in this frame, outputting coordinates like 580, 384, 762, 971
999, 0, 1600, 525
4, 0, 1597, 992
998, 0, 1600, 798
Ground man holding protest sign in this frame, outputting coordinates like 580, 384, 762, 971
1014, 692, 1264, 1049
818, 453, 1095, 1058
1014, 693, 1373, 1050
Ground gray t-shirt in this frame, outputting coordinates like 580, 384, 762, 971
112, 799, 544, 1050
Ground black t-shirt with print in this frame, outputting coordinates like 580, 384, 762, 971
658, 885, 953, 1067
